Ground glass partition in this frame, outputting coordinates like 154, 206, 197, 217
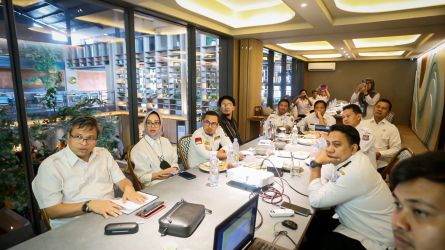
273, 52, 282, 103
261, 48, 269, 107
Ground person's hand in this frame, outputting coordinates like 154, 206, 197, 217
122, 187, 145, 204
153, 167, 178, 180
316, 111, 323, 119
355, 84, 363, 93
314, 150, 342, 166
217, 149, 227, 160
88, 200, 123, 219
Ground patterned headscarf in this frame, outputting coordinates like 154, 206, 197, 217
358, 78, 377, 117
142, 110, 163, 139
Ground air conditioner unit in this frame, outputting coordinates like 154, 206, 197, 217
308, 62, 336, 71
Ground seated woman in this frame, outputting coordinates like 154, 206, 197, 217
132, 111, 179, 187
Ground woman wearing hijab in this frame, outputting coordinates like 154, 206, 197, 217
350, 78, 380, 120
132, 111, 179, 187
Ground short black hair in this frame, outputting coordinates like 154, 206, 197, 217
217, 95, 236, 107
377, 98, 392, 111
390, 151, 445, 190
202, 110, 220, 123
312, 89, 318, 93
329, 124, 360, 150
69, 116, 100, 137
314, 100, 327, 109
278, 98, 290, 107
300, 89, 307, 94
343, 104, 362, 114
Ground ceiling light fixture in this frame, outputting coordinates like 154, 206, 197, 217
303, 53, 342, 59
277, 41, 334, 51
301, 3, 307, 8
359, 51, 405, 57
353, 34, 421, 48
334, 0, 445, 13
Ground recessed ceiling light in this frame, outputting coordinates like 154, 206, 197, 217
334, 0, 445, 13
303, 54, 343, 59
359, 51, 405, 57
277, 41, 334, 51
301, 3, 307, 8
340, 47, 344, 50
353, 34, 421, 48
176, 0, 295, 28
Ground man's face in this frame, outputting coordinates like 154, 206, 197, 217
392, 178, 445, 250
202, 115, 219, 135
314, 102, 326, 116
342, 109, 361, 127
219, 99, 234, 116
312, 91, 318, 98
325, 131, 357, 163
68, 125, 98, 161
277, 101, 289, 115
373, 101, 390, 121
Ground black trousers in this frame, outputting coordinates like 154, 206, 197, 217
299, 209, 366, 250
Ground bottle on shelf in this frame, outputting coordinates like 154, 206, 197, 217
233, 138, 240, 167
207, 152, 219, 187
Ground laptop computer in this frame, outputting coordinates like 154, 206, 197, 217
213, 194, 288, 250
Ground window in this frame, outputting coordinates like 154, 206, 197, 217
285, 56, 292, 96
261, 48, 269, 107
273, 52, 282, 103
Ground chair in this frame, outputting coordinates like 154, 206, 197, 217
41, 209, 51, 230
380, 147, 414, 182
124, 146, 143, 191
177, 134, 192, 170
385, 111, 395, 123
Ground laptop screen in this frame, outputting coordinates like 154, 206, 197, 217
213, 195, 259, 250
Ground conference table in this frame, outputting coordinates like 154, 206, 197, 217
12, 138, 315, 250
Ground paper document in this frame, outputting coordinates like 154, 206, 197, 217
110, 191, 158, 214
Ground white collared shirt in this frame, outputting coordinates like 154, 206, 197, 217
350, 92, 381, 120
299, 112, 336, 131
362, 118, 401, 168
309, 152, 395, 250
295, 98, 311, 115
356, 121, 377, 168
132, 135, 178, 187
264, 112, 294, 129
188, 127, 232, 168
32, 146, 125, 228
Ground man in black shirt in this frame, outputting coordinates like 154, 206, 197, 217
217, 95, 242, 145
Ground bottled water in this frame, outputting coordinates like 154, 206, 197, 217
292, 125, 299, 145
233, 138, 240, 166
208, 152, 219, 187
226, 145, 234, 167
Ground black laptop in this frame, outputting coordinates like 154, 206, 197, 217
213, 194, 287, 250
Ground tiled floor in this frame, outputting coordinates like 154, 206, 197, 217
396, 125, 428, 155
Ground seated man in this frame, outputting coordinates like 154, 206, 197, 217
390, 152, 445, 250
342, 104, 377, 168
263, 98, 294, 131
299, 100, 336, 131
188, 111, 232, 168
305, 124, 394, 250
218, 95, 242, 144
32, 116, 145, 228
362, 99, 401, 169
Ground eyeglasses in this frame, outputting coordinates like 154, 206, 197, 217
146, 121, 161, 127
70, 134, 97, 144
221, 103, 233, 108
203, 120, 218, 127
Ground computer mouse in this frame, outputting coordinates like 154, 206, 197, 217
282, 220, 298, 230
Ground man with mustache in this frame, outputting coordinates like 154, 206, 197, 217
303, 124, 394, 250
390, 152, 445, 250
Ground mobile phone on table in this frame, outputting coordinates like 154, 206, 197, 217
136, 201, 165, 218
178, 171, 196, 180
315, 124, 330, 132
281, 202, 311, 217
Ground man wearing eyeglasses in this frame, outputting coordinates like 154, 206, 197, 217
32, 116, 145, 229
188, 111, 232, 169
218, 95, 242, 144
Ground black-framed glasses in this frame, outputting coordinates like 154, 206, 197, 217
70, 134, 97, 144
221, 103, 233, 108
146, 121, 161, 127
203, 120, 218, 127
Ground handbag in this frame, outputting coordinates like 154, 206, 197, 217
158, 199, 211, 237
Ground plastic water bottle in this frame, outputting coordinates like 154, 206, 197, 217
292, 125, 299, 145
208, 152, 219, 187
233, 138, 240, 166
226, 145, 234, 167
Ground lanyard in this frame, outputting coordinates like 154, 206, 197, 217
145, 137, 165, 162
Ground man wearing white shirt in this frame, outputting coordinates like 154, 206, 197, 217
362, 99, 401, 169
263, 98, 294, 130
342, 104, 377, 168
188, 111, 233, 168
32, 116, 145, 229
303, 124, 394, 250
299, 100, 336, 131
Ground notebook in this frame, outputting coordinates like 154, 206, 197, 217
110, 191, 158, 214
213, 194, 287, 250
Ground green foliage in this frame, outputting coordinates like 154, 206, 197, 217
23, 45, 63, 88
41, 87, 57, 112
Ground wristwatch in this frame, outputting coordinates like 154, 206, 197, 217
309, 160, 322, 169
82, 200, 91, 213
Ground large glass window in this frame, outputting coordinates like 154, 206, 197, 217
134, 14, 188, 142
0, 3, 35, 246
273, 52, 282, 103
14, 2, 128, 170
261, 48, 269, 107
196, 30, 219, 126
285, 56, 292, 96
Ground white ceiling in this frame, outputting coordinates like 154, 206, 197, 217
124, 0, 445, 61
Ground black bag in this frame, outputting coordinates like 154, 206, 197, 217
158, 199, 210, 237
